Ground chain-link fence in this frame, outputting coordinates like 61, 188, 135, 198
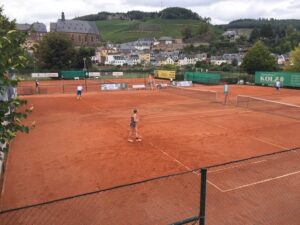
0, 170, 201, 225
1, 148, 299, 224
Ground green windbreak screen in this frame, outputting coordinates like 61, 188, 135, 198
255, 71, 300, 87
60, 71, 86, 79
184, 72, 221, 84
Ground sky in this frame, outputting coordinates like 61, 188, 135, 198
2, 0, 300, 26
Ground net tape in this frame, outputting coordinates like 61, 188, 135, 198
236, 95, 300, 120
165, 86, 217, 102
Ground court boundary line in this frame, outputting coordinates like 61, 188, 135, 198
1, 148, 299, 214
147, 141, 200, 176
208, 160, 267, 173
208, 170, 300, 193
250, 137, 289, 150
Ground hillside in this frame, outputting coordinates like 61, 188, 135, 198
97, 19, 213, 43
224, 19, 300, 30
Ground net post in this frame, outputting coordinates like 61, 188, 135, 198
199, 168, 207, 225
62, 77, 65, 94
85, 77, 88, 92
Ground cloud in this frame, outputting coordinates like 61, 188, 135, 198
122, 0, 224, 8
2, 0, 300, 25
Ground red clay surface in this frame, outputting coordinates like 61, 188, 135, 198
0, 81, 300, 224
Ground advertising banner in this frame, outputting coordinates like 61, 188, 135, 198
155, 70, 176, 79
88, 72, 101, 77
112, 72, 124, 77
32, 73, 59, 78
255, 72, 300, 87
175, 81, 193, 87
101, 83, 128, 91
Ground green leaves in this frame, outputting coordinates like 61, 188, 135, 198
35, 32, 76, 70
7, 30, 16, 34
0, 7, 32, 154
242, 41, 277, 74
284, 43, 300, 72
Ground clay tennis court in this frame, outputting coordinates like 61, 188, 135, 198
0, 80, 300, 224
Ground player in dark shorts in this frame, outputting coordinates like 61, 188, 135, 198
76, 84, 83, 99
35, 79, 39, 92
128, 109, 142, 142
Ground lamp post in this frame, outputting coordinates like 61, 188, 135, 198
83, 57, 87, 92
83, 57, 87, 71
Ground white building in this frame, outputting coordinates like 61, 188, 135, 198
178, 56, 197, 66
210, 56, 227, 65
105, 55, 126, 66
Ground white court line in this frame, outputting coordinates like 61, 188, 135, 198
147, 141, 199, 176
209, 160, 267, 173
208, 170, 300, 193
207, 180, 224, 192
251, 137, 289, 150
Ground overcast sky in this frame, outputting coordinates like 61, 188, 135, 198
2, 0, 300, 26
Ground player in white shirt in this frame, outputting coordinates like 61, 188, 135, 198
77, 84, 83, 99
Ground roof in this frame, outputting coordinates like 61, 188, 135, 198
32, 22, 47, 33
16, 23, 31, 31
159, 36, 173, 41
16, 22, 47, 33
51, 20, 99, 36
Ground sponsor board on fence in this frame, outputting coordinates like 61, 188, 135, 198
255, 71, 300, 87
175, 81, 193, 87
155, 70, 176, 79
101, 83, 128, 91
112, 72, 124, 77
132, 84, 146, 89
32, 73, 59, 78
88, 72, 101, 77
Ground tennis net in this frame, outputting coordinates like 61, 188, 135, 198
236, 95, 300, 120
165, 86, 217, 102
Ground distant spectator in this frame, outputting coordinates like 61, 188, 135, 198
147, 73, 155, 91
35, 79, 39, 93
224, 83, 229, 104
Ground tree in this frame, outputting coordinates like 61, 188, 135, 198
203, 17, 211, 24
0, 7, 33, 153
231, 58, 238, 67
242, 41, 277, 74
195, 60, 209, 69
260, 24, 274, 39
35, 32, 75, 71
72, 47, 95, 69
158, 7, 200, 20
197, 22, 209, 36
181, 27, 192, 41
284, 43, 300, 71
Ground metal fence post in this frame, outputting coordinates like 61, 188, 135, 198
200, 168, 207, 225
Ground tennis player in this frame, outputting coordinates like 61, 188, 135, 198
76, 84, 83, 99
224, 83, 229, 104
128, 109, 142, 142
35, 79, 39, 93
147, 73, 155, 91
275, 79, 281, 91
